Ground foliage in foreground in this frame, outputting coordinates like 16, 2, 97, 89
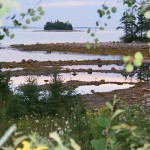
1, 95, 150, 150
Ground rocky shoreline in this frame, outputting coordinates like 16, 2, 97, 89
11, 42, 150, 57
1, 42, 149, 108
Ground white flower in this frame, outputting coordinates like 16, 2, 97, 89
54, 123, 58, 127
65, 121, 69, 125
35, 120, 39, 123
59, 130, 64, 136
57, 127, 61, 130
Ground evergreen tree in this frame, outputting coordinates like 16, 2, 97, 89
117, 0, 150, 43
117, 9, 137, 42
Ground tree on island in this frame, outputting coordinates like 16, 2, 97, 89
44, 20, 73, 30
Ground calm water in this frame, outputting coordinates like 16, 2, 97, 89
0, 48, 121, 62
1, 27, 123, 46
62, 64, 124, 70
76, 84, 134, 94
10, 73, 137, 88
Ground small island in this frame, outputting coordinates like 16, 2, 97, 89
44, 20, 73, 31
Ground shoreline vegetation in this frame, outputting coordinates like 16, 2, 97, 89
11, 42, 149, 57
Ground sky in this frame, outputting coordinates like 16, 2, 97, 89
4, 0, 126, 29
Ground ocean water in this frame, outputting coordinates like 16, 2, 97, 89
0, 27, 123, 46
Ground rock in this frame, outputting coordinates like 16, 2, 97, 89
143, 93, 150, 98
98, 64, 102, 67
132, 97, 137, 100
21, 59, 26, 63
72, 72, 77, 76
27, 59, 33, 63
91, 90, 95, 94
111, 67, 117, 71
100, 79, 105, 83
87, 68, 92, 74
142, 88, 150, 92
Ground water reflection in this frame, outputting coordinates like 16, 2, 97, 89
76, 84, 134, 94
121, 64, 150, 82
10, 72, 137, 89
2, 68, 23, 72
0, 48, 121, 62
62, 64, 124, 70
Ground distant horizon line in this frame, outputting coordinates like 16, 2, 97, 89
0, 26, 119, 30
0, 26, 96, 28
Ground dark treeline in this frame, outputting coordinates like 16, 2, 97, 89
117, 1, 150, 43
44, 20, 73, 30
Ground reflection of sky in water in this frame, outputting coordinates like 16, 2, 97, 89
1, 29, 123, 45
76, 84, 134, 94
62, 65, 124, 70
0, 48, 121, 62
2, 68, 23, 72
10, 72, 137, 89
59, 72, 137, 83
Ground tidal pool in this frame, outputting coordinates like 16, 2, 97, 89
62, 64, 124, 70
1, 68, 23, 72
0, 48, 121, 62
59, 72, 137, 83
10, 72, 137, 89
76, 84, 134, 94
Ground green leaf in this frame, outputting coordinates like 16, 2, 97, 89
144, 11, 150, 19
31, 17, 38, 22
134, 52, 143, 61
106, 10, 110, 15
3, 28, 9, 36
25, 19, 30, 24
107, 15, 111, 19
104, 23, 107, 27
30, 10, 35, 16
86, 42, 91, 49
0, 35, 5, 40
37, 6, 42, 12
0, 125, 17, 148
10, 34, 14, 39
100, 27, 104, 30
96, 21, 99, 26
20, 13, 26, 18
28, 9, 32, 14
111, 7, 117, 13
49, 132, 63, 145
91, 139, 106, 150
13, 20, 22, 26
11, 14, 16, 20
147, 30, 150, 38
39, 10, 45, 16
91, 33, 95, 37
98, 9, 105, 18
70, 138, 81, 150
103, 5, 108, 10
112, 109, 124, 119
95, 38, 99, 43
22, 25, 27, 29
96, 116, 110, 128
87, 28, 91, 33
125, 64, 134, 72
123, 56, 131, 62
133, 60, 142, 67
105, 102, 113, 111
14, 135, 28, 147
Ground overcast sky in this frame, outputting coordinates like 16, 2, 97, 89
4, 0, 125, 29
